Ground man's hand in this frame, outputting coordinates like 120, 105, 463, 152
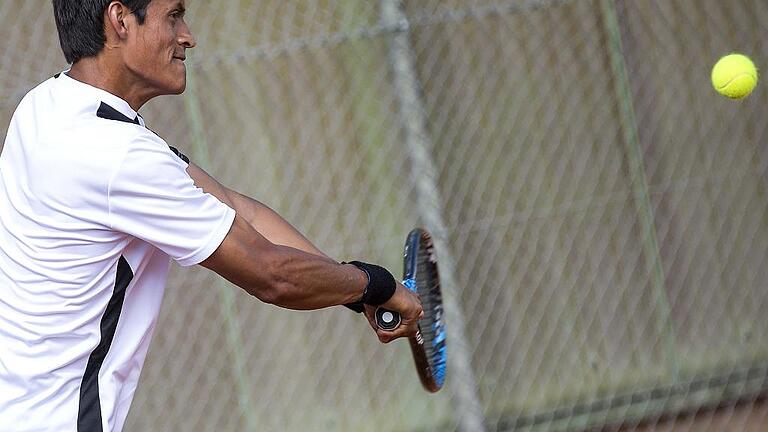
363, 282, 423, 343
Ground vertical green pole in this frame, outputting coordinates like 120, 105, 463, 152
599, 0, 680, 380
183, 68, 259, 431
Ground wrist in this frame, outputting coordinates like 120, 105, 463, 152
344, 261, 396, 306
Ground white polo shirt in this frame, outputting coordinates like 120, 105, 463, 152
0, 72, 236, 431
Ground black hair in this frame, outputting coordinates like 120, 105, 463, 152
52, 0, 152, 64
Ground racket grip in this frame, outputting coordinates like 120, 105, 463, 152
374, 307, 401, 331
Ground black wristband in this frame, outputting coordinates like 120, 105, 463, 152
343, 302, 365, 313
345, 261, 397, 306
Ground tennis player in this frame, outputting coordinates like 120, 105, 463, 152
0, 1, 423, 431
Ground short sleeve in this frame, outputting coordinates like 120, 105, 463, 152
108, 137, 235, 266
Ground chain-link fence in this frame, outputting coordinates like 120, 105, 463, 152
2, 0, 768, 431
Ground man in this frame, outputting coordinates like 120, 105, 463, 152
0, 1, 423, 430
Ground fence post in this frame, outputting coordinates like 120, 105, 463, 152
380, 2, 487, 431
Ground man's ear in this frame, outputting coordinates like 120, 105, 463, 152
105, 1, 132, 43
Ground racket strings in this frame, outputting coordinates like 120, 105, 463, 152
414, 245, 444, 367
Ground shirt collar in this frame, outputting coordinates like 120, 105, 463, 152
57, 70, 142, 125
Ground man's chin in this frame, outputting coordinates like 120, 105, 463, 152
165, 66, 187, 94
166, 76, 187, 95
172, 81, 186, 94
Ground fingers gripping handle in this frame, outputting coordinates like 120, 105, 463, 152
375, 278, 416, 331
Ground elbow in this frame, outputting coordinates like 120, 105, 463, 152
254, 288, 282, 306
254, 280, 285, 306
201, 215, 297, 306
250, 252, 292, 306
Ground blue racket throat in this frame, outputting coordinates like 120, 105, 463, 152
403, 278, 417, 291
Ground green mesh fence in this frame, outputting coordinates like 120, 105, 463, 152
1, 1, 767, 430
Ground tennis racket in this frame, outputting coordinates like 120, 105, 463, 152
375, 228, 447, 393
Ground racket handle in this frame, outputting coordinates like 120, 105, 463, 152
375, 307, 401, 331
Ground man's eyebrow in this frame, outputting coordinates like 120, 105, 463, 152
171, 1, 186, 13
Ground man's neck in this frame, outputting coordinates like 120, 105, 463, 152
67, 56, 154, 111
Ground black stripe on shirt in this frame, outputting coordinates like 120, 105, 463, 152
77, 256, 133, 432
96, 102, 139, 125
95, 102, 190, 164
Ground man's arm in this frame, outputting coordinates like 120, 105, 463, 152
186, 162, 325, 256
187, 161, 423, 342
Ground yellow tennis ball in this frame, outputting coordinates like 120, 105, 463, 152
711, 54, 758, 99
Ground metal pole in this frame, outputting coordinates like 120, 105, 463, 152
380, 2, 486, 431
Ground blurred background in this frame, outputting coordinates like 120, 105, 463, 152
2, 0, 768, 430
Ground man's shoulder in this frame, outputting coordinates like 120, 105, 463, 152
12, 74, 58, 113
21, 73, 165, 142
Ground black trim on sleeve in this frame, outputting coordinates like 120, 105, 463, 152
168, 146, 190, 164
77, 256, 133, 432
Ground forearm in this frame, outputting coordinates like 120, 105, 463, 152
201, 216, 366, 310
261, 247, 363, 309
